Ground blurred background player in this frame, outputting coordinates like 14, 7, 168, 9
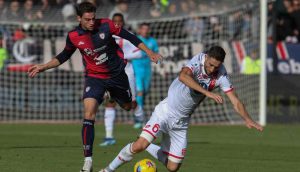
99, 13, 142, 147
100, 46, 263, 172
27, 2, 162, 172
132, 23, 159, 129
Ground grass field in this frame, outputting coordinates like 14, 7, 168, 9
0, 124, 299, 172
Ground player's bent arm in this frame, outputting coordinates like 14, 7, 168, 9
179, 67, 223, 103
179, 67, 210, 95
226, 91, 263, 131
28, 58, 61, 78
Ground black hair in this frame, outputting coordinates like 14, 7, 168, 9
139, 22, 150, 28
76, 2, 96, 17
112, 13, 124, 20
207, 46, 226, 62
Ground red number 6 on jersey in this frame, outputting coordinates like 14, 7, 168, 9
152, 124, 160, 133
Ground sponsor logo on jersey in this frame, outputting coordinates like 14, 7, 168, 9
78, 41, 85, 45
85, 86, 91, 92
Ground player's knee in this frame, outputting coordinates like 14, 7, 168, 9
84, 112, 96, 120
132, 138, 149, 153
105, 101, 116, 108
137, 91, 143, 96
121, 103, 131, 111
166, 163, 180, 172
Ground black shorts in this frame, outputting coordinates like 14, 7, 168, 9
83, 71, 132, 105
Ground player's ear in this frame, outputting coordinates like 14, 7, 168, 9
77, 16, 81, 23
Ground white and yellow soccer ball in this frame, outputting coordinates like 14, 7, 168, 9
133, 159, 157, 172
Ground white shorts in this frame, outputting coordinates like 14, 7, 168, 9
125, 62, 136, 100
140, 99, 189, 163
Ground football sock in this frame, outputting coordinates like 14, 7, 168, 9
108, 143, 135, 170
82, 119, 95, 157
104, 107, 116, 138
146, 143, 167, 165
134, 105, 144, 123
136, 94, 144, 108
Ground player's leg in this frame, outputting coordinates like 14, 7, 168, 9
163, 127, 187, 171
125, 63, 137, 110
81, 77, 106, 172
134, 72, 145, 128
100, 108, 164, 172
108, 71, 132, 111
100, 93, 117, 146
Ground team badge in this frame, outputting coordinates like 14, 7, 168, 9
99, 33, 105, 39
85, 86, 91, 92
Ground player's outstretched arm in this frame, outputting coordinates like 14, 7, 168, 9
28, 58, 61, 78
179, 67, 223, 103
138, 43, 163, 64
226, 91, 263, 132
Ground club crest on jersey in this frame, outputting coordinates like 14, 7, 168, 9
99, 33, 105, 39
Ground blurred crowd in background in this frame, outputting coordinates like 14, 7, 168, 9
0, 0, 256, 21
0, 0, 299, 44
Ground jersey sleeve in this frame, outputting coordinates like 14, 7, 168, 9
123, 39, 142, 60
55, 34, 76, 64
152, 38, 159, 53
185, 55, 201, 74
219, 73, 234, 93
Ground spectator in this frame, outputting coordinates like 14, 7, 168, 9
109, 0, 129, 21
62, 1, 76, 22
5, 1, 21, 21
0, 0, 7, 20
184, 13, 204, 42
166, 1, 177, 17
23, 0, 37, 22
240, 48, 261, 74
149, 0, 162, 18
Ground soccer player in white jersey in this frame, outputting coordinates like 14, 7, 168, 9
99, 13, 142, 146
99, 46, 263, 172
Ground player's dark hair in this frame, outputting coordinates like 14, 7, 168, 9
139, 22, 150, 28
207, 46, 226, 62
76, 2, 96, 17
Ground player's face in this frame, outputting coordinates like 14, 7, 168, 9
78, 12, 96, 31
204, 56, 222, 75
112, 16, 124, 27
139, 25, 150, 37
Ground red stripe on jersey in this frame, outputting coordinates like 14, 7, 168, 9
133, 48, 140, 53
83, 127, 87, 156
162, 151, 184, 159
142, 129, 156, 139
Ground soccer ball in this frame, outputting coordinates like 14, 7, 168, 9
133, 159, 157, 172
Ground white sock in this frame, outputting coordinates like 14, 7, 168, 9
108, 143, 135, 170
146, 144, 167, 165
134, 105, 144, 122
104, 107, 116, 138
84, 156, 92, 161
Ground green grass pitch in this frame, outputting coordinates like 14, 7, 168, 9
0, 124, 299, 172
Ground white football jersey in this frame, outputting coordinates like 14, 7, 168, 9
113, 35, 142, 60
167, 53, 233, 119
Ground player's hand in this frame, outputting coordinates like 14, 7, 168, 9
206, 92, 223, 104
28, 64, 45, 78
148, 52, 163, 64
245, 119, 264, 132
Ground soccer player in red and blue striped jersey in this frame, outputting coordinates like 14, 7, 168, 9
27, 2, 162, 172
